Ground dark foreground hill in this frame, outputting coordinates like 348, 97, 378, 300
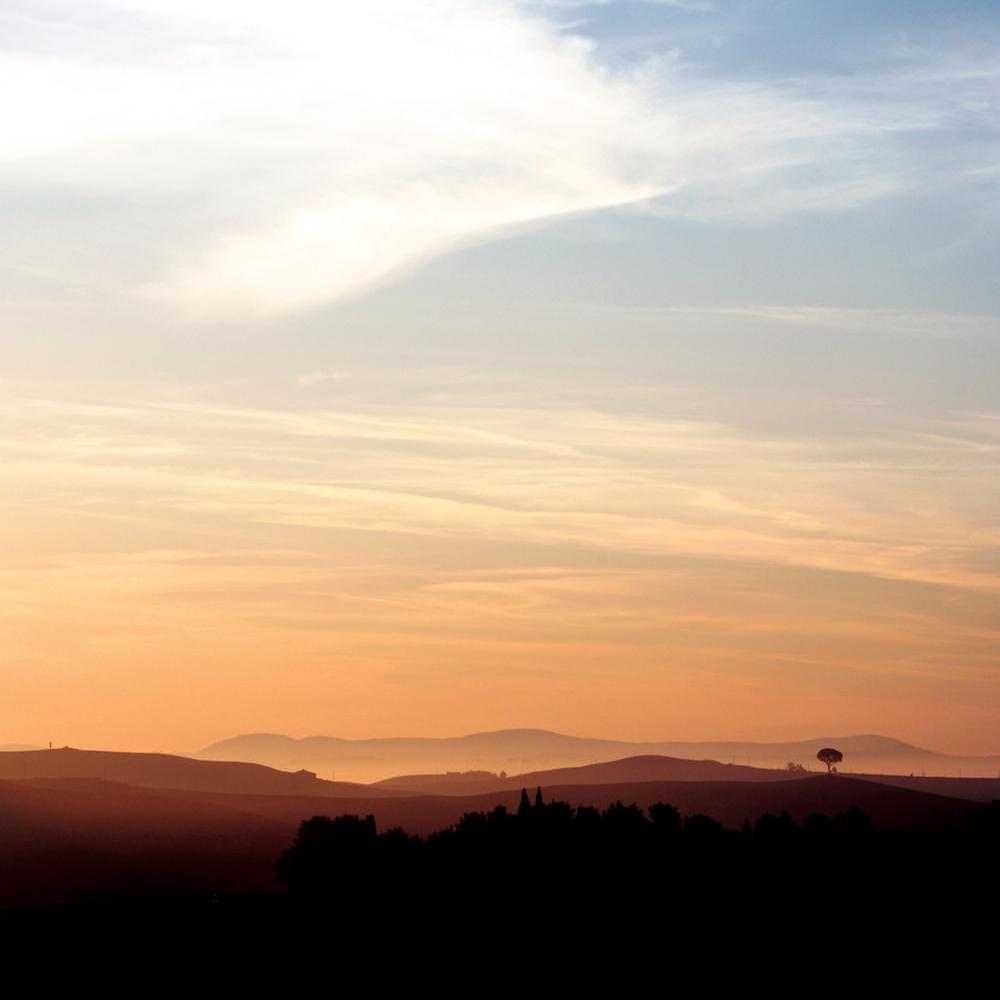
0, 772, 985, 909
198, 728, 1000, 780
117, 774, 982, 839
857, 773, 1000, 803
0, 748, 390, 798
0, 778, 293, 908
2, 775, 996, 969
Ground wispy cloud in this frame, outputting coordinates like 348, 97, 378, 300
2, 373, 998, 749
1, 0, 993, 320
2, 379, 997, 591
565, 304, 1000, 338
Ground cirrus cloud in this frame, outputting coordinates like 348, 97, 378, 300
0, 0, 992, 321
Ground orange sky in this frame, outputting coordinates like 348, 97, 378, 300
2, 372, 998, 755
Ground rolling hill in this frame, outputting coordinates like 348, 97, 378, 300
1, 773, 983, 906
197, 728, 1000, 781
0, 748, 391, 798
0, 778, 292, 907
854, 773, 1000, 804
199, 775, 983, 837
374, 754, 807, 795
0, 767, 986, 908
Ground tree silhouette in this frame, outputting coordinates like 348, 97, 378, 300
649, 801, 681, 837
817, 747, 843, 774
518, 787, 531, 816
274, 813, 377, 894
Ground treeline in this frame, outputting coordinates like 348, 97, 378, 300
9, 789, 994, 954
275, 788, 1000, 920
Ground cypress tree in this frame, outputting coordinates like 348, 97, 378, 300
518, 787, 531, 816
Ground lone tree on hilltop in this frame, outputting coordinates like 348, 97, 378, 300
817, 747, 843, 774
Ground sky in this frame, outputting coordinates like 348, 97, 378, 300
1, 0, 998, 754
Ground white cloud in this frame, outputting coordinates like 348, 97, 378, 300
296, 370, 349, 387
0, 0, 990, 321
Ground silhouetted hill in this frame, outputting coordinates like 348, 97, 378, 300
374, 755, 804, 795
376, 770, 505, 794
0, 748, 391, 798
516, 776, 981, 834
0, 773, 984, 909
198, 728, 1000, 780
144, 774, 982, 838
0, 778, 293, 907
855, 773, 1000, 803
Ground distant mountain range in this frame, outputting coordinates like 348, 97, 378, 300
197, 728, 1000, 781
